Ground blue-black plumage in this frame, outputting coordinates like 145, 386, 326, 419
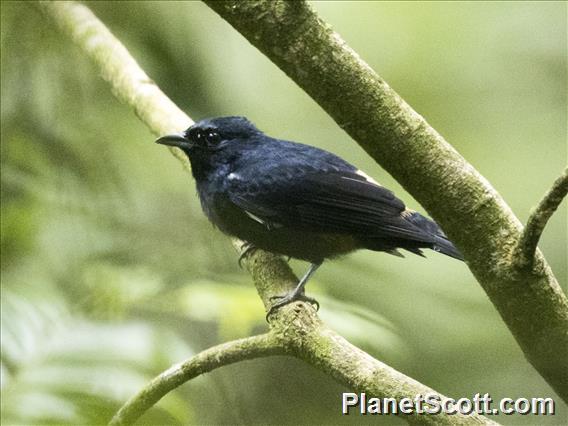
157, 116, 463, 315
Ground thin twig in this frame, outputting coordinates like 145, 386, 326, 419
513, 168, 568, 270
109, 333, 284, 426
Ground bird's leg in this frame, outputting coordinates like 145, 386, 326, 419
266, 262, 322, 319
238, 242, 258, 268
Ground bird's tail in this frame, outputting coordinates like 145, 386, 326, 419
403, 211, 464, 261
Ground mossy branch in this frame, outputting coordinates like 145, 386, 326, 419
204, 0, 568, 400
513, 168, 568, 270
109, 333, 284, 426
39, 2, 496, 425
37, 0, 192, 167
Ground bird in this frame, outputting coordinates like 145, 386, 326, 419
156, 116, 463, 317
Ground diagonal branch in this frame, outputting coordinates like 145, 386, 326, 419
108, 333, 284, 426
204, 0, 568, 400
39, 2, 498, 425
513, 168, 568, 270
238, 249, 497, 426
37, 1, 192, 166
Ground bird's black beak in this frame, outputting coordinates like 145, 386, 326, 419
155, 133, 193, 150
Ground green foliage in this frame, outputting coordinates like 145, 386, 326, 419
1, 1, 565, 424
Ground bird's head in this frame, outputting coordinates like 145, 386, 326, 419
155, 116, 262, 157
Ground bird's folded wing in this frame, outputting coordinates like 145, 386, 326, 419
228, 169, 434, 242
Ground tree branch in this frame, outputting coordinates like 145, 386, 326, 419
109, 333, 284, 426
233, 238, 500, 423
36, 0, 192, 167
35, 1, 504, 424
204, 0, 568, 400
513, 168, 568, 270
238, 250, 497, 425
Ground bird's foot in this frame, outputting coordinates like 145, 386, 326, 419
238, 242, 258, 268
266, 291, 319, 321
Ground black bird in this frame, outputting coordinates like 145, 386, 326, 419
157, 116, 463, 315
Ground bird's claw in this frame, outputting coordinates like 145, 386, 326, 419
265, 292, 319, 321
238, 243, 257, 268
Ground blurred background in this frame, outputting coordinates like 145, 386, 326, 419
1, 1, 566, 424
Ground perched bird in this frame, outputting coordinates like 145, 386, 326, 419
157, 116, 463, 316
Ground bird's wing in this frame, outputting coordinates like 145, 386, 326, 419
228, 168, 434, 243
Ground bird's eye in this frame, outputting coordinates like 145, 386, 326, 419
205, 131, 220, 145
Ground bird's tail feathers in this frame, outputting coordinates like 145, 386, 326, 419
431, 236, 464, 260
404, 211, 464, 261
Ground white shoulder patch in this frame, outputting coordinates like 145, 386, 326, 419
245, 210, 265, 225
355, 169, 381, 186
227, 172, 240, 181
244, 210, 282, 230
